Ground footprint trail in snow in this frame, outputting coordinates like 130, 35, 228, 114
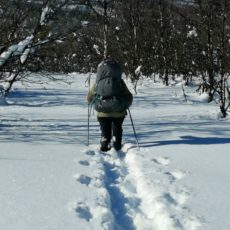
70, 144, 201, 230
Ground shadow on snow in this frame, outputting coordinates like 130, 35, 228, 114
103, 161, 136, 230
140, 136, 230, 148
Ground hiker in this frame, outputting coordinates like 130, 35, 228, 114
87, 57, 133, 152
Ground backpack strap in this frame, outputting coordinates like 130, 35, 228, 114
96, 75, 111, 82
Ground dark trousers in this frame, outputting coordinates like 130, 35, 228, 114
97, 117, 125, 144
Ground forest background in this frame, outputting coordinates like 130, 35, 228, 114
1, 0, 230, 117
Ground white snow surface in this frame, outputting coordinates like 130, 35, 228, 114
0, 74, 230, 230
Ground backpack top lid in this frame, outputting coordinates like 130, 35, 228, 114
96, 58, 122, 83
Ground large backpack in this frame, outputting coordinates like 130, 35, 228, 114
93, 59, 129, 113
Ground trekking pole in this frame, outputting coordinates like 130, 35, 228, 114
87, 102, 90, 146
128, 108, 140, 149
86, 70, 92, 146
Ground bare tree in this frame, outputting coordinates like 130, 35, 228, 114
0, 0, 82, 93
215, 0, 230, 117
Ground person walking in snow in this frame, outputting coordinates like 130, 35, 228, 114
87, 56, 133, 152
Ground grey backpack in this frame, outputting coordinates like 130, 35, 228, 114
94, 59, 129, 113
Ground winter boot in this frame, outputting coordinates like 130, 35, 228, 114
100, 137, 111, 152
113, 136, 122, 151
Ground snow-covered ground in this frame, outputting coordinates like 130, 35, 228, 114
0, 73, 230, 230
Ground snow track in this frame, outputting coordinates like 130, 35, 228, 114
73, 143, 201, 230
1, 75, 230, 230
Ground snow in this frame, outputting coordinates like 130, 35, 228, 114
93, 44, 101, 55
20, 48, 31, 64
0, 73, 230, 230
135, 66, 142, 76
187, 28, 198, 38
81, 21, 89, 27
0, 35, 34, 66
40, 5, 49, 26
